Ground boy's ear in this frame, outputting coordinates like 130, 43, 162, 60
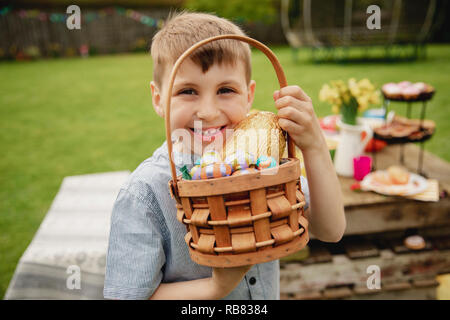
246, 80, 256, 112
150, 81, 164, 118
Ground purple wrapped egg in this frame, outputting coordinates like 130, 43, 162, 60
200, 163, 232, 179
224, 150, 256, 171
191, 163, 232, 180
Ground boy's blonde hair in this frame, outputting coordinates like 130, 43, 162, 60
150, 11, 252, 90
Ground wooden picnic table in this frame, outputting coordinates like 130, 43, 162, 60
280, 143, 450, 300
339, 143, 450, 236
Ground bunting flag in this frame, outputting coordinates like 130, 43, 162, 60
0, 5, 165, 28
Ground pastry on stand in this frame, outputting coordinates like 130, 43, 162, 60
375, 81, 436, 176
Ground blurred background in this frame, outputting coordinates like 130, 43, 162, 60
1, 0, 449, 300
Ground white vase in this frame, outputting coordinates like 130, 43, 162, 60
334, 120, 373, 177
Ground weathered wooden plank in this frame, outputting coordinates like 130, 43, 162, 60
344, 240, 380, 259
284, 282, 438, 300
280, 248, 450, 296
322, 287, 353, 299
348, 286, 437, 300
412, 278, 439, 288
343, 199, 450, 236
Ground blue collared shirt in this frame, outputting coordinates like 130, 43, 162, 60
103, 141, 310, 300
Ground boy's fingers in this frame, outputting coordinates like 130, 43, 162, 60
277, 106, 304, 124
278, 85, 311, 102
273, 90, 280, 101
275, 95, 298, 109
278, 118, 303, 135
275, 95, 312, 112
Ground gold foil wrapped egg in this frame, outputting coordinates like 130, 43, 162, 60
224, 111, 286, 162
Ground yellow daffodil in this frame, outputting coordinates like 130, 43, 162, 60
332, 104, 340, 114
319, 78, 378, 123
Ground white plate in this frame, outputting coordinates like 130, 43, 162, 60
361, 171, 428, 196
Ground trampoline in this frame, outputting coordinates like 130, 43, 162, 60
280, 0, 446, 62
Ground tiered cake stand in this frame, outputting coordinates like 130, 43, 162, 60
372, 90, 435, 176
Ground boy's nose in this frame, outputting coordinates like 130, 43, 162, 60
196, 101, 220, 122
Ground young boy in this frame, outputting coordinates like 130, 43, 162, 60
103, 12, 345, 300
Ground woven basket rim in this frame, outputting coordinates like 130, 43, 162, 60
176, 157, 301, 197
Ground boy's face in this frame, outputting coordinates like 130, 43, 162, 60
151, 59, 256, 154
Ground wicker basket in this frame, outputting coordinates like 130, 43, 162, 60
165, 34, 309, 267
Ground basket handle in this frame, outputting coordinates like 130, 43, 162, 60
164, 34, 297, 185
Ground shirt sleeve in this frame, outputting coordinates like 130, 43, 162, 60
300, 176, 310, 210
103, 188, 166, 300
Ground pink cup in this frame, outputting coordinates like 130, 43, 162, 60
353, 156, 372, 181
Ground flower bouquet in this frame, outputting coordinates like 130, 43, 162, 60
319, 78, 380, 125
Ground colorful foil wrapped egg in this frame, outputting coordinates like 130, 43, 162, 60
224, 150, 256, 172
190, 165, 202, 180
195, 150, 221, 167
231, 167, 259, 176
256, 155, 277, 170
190, 162, 232, 180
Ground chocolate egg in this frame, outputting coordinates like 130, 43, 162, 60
231, 167, 259, 176
224, 111, 286, 162
256, 155, 277, 170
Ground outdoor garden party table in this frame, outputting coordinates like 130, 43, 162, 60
279, 143, 450, 300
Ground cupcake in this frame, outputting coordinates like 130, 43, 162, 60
401, 86, 421, 100
423, 83, 435, 94
397, 81, 412, 89
412, 82, 427, 92
382, 83, 402, 99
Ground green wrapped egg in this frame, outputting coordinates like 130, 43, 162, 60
190, 165, 202, 180
195, 150, 221, 167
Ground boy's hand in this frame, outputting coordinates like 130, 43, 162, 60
274, 85, 326, 153
210, 265, 252, 299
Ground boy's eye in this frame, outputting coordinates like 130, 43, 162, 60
179, 88, 197, 95
217, 87, 235, 94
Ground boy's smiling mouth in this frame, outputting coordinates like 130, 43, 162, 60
189, 125, 228, 142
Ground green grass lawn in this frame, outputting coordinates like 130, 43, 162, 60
1, 45, 450, 298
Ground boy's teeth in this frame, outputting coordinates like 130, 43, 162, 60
195, 127, 221, 136
205, 128, 219, 135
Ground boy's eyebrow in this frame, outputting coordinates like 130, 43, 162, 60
173, 79, 242, 89
173, 81, 199, 89
217, 80, 241, 87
